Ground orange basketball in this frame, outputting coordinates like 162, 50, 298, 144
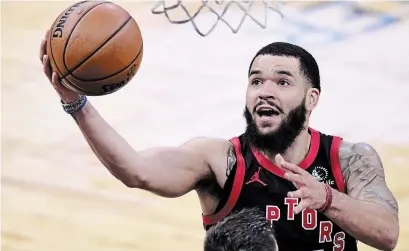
46, 1, 143, 96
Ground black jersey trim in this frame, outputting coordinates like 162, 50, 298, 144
202, 137, 246, 226
330, 136, 345, 193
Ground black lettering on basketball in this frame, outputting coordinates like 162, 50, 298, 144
53, 28, 64, 38
102, 82, 125, 94
52, 1, 86, 38
101, 64, 137, 94
127, 64, 136, 77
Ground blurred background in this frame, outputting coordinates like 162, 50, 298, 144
2, 1, 409, 250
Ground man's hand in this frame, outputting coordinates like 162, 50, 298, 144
275, 154, 327, 214
39, 30, 78, 103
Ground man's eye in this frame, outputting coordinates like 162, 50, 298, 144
278, 80, 289, 86
253, 79, 262, 85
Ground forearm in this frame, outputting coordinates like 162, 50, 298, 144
71, 102, 141, 185
325, 189, 398, 250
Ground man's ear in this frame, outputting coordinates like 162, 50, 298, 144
305, 88, 320, 112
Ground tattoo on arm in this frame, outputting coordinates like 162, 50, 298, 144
226, 145, 237, 177
339, 142, 399, 217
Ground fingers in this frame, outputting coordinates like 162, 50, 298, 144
51, 72, 65, 96
40, 30, 78, 101
43, 55, 62, 89
294, 200, 309, 214
39, 39, 46, 62
42, 54, 52, 81
41, 34, 57, 84
275, 153, 285, 166
276, 154, 306, 175
287, 188, 311, 214
39, 29, 50, 62
285, 172, 305, 187
288, 187, 308, 199
52, 72, 61, 87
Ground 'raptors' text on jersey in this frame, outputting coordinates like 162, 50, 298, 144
202, 128, 358, 251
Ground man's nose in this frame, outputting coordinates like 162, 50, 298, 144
258, 81, 277, 100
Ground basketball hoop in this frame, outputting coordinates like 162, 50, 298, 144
151, 0, 285, 37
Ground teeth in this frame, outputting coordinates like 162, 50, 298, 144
257, 107, 279, 117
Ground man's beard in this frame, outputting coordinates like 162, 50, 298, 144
243, 98, 307, 154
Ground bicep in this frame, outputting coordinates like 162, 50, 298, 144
133, 139, 213, 198
340, 142, 399, 216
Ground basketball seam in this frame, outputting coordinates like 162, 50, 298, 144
49, 0, 90, 78
49, 1, 92, 90
64, 43, 142, 95
61, 1, 109, 79
71, 40, 143, 82
67, 16, 134, 81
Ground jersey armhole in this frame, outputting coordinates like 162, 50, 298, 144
202, 137, 246, 226
330, 136, 346, 193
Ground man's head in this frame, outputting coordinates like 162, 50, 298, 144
204, 207, 278, 251
244, 42, 320, 153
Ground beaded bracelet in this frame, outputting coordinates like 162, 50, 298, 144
61, 94, 87, 114
318, 183, 333, 213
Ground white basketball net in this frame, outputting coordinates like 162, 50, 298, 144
151, 0, 285, 36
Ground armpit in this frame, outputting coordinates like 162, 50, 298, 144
338, 141, 399, 217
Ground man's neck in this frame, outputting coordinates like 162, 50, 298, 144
264, 128, 311, 166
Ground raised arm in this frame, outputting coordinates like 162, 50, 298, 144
325, 142, 399, 250
40, 34, 226, 198
73, 102, 224, 197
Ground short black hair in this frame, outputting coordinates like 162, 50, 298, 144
204, 207, 278, 251
248, 42, 321, 92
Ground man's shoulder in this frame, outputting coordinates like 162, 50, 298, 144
339, 140, 379, 162
182, 137, 235, 166
190, 137, 238, 209
315, 129, 378, 160
338, 140, 383, 181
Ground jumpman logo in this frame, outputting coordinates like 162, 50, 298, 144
245, 167, 267, 186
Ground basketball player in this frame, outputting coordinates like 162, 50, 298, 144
40, 32, 399, 250
204, 207, 278, 251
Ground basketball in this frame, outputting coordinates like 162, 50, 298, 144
46, 1, 143, 96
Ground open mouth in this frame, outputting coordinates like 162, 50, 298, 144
257, 109, 279, 117
256, 105, 280, 118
